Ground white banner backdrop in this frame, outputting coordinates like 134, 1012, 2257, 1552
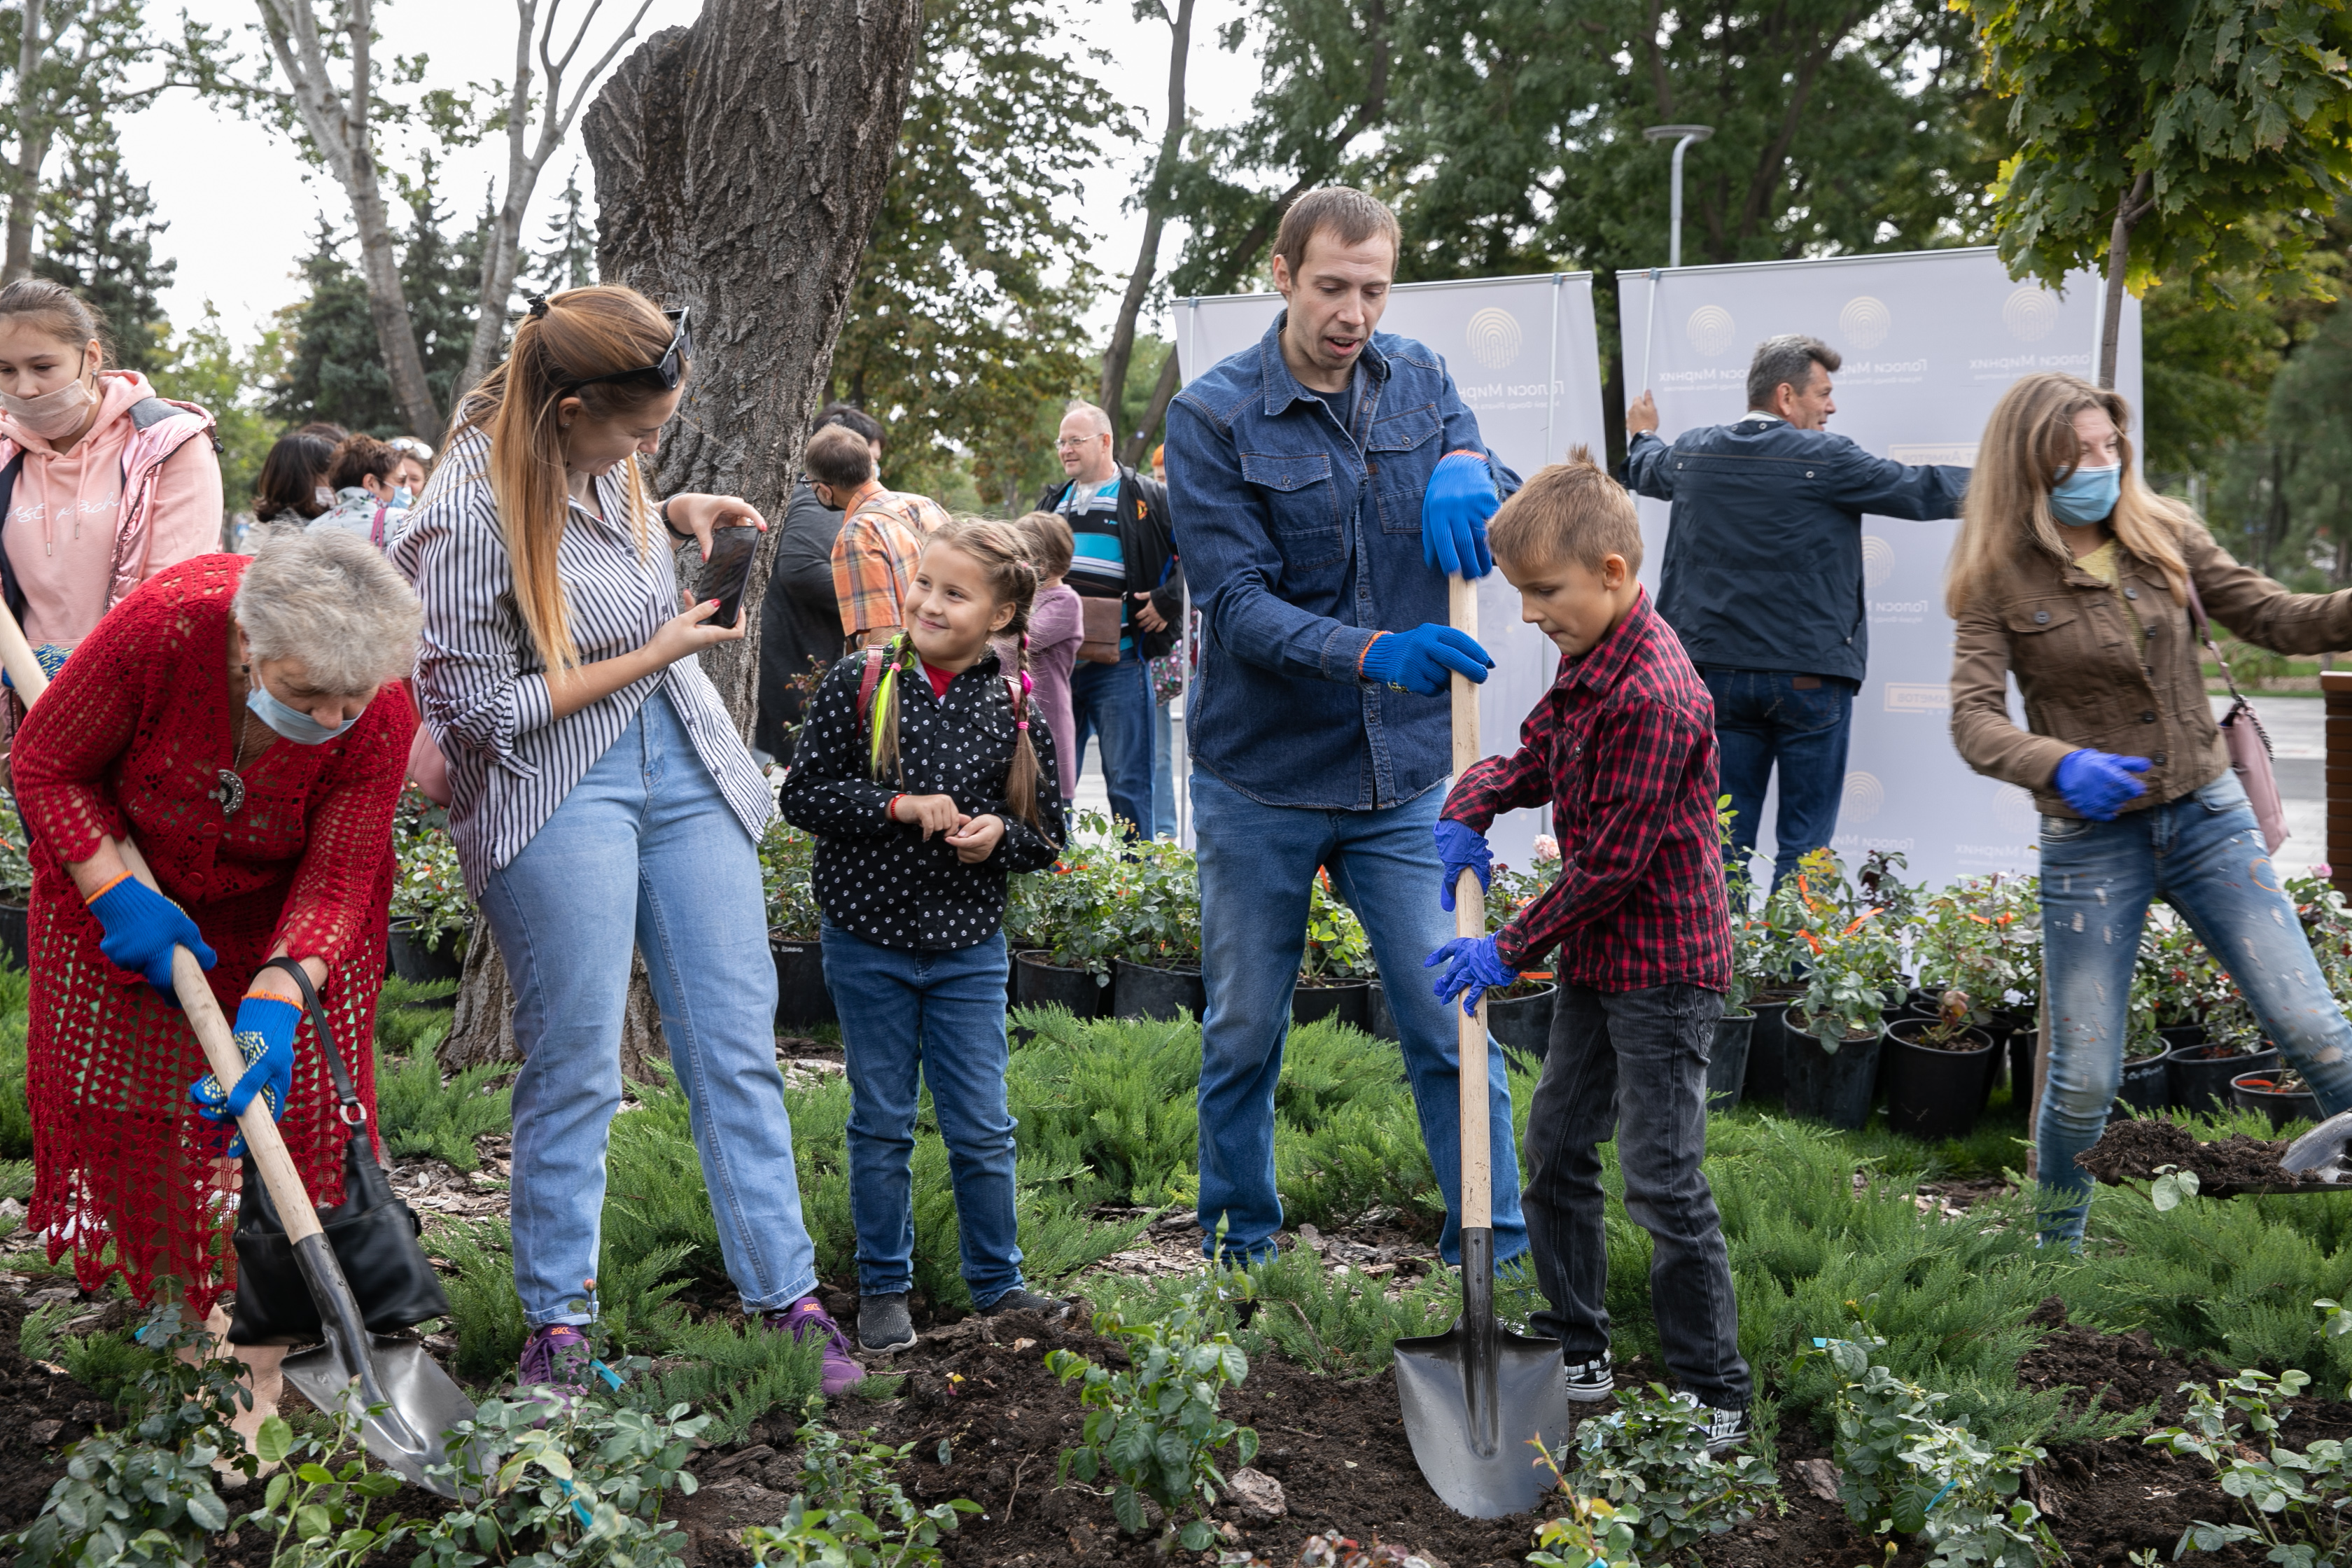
1172, 273, 1607, 868
1616, 247, 2142, 888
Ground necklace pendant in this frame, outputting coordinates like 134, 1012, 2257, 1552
211, 769, 246, 818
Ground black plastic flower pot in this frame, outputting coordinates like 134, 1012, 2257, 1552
1488, 983, 1558, 1068
1782, 1016, 1883, 1130
1707, 1011, 1753, 1113
1014, 950, 1108, 1018
1881, 1020, 1994, 1141
2232, 1071, 2322, 1133
2008, 1026, 2038, 1110
1114, 957, 1205, 1021
1292, 979, 1371, 1030
0, 898, 27, 972
2167, 1042, 2280, 1117
2114, 1049, 2171, 1115
1745, 997, 1799, 1104
771, 934, 836, 1029
2157, 1023, 2209, 1056
1367, 981, 1398, 1042
386, 919, 466, 984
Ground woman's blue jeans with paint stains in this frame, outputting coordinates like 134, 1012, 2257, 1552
2036, 770, 2352, 1242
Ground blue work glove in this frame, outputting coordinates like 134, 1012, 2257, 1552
0, 642, 67, 690
1421, 451, 1498, 578
86, 874, 217, 1003
2052, 748, 2151, 822
191, 992, 300, 1157
1361, 624, 1494, 697
1425, 934, 1521, 1018
1434, 820, 1493, 913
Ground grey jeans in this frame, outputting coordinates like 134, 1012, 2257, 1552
1524, 982, 1751, 1410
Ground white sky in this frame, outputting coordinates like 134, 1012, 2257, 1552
120, 0, 1265, 358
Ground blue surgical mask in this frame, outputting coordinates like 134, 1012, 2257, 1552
2050, 463, 2121, 526
248, 671, 357, 746
391, 486, 413, 508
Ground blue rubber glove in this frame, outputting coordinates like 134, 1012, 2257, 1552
190, 992, 299, 1157
2052, 748, 2151, 822
1361, 624, 1494, 697
1434, 820, 1493, 913
86, 874, 218, 1004
1421, 451, 1498, 579
1425, 934, 1521, 1017
0, 642, 68, 690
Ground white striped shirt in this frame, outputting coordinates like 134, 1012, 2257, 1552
388, 429, 774, 896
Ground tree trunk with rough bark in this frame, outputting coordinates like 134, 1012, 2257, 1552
440, 923, 667, 1085
4, 0, 48, 285
1098, 0, 1196, 447
2098, 172, 2152, 391
584, 0, 923, 739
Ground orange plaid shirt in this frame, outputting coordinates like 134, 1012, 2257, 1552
830, 490, 951, 645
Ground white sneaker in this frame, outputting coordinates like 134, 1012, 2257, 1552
1562, 1349, 1614, 1403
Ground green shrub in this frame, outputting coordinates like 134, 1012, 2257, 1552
1048, 1273, 1261, 1552
390, 822, 471, 958
742, 1424, 979, 1567
2148, 1363, 2352, 1565
1528, 1494, 1647, 1568
1566, 1381, 1780, 1559
0, 965, 31, 1158
760, 820, 822, 939
374, 1050, 511, 1172
1093, 1240, 1458, 1378
235, 1413, 413, 1568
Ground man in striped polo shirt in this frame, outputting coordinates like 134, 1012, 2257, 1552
1035, 400, 1177, 835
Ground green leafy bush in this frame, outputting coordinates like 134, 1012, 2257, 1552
1807, 1331, 2057, 1568
0, 794, 31, 902
1047, 1274, 1261, 1552
1528, 1492, 1647, 1568
761, 820, 822, 939
1565, 1382, 1779, 1558
1004, 812, 1120, 976
2147, 1362, 2352, 1566
235, 1412, 412, 1568
391, 820, 472, 958
375, 1049, 511, 1171
1768, 850, 1905, 1051
741, 1423, 979, 1567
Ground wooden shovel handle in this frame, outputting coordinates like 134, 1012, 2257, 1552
0, 600, 322, 1245
1449, 575, 1492, 1232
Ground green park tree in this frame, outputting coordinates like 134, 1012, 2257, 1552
32, 137, 172, 374
1963, 0, 2352, 388
152, 304, 288, 513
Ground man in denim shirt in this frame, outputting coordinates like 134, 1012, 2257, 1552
1166, 188, 1528, 1269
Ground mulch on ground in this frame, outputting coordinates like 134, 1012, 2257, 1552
2075, 1116, 2328, 1196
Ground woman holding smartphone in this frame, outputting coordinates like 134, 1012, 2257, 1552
390, 286, 862, 1396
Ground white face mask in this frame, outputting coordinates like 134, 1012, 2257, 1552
1, 356, 94, 440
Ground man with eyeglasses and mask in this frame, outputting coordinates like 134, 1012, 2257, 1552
1032, 400, 1177, 837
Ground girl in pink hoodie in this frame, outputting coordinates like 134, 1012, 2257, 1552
0, 279, 221, 653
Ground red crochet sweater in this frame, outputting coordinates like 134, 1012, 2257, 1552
13, 554, 414, 1312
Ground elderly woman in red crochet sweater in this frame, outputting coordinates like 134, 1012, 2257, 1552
11, 526, 420, 1444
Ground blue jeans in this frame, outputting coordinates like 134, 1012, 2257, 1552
481, 692, 818, 1327
1072, 650, 1154, 834
820, 923, 1024, 1305
1191, 769, 1527, 1266
1152, 696, 1177, 840
1702, 668, 1853, 888
1527, 983, 1749, 1408
2037, 771, 2352, 1240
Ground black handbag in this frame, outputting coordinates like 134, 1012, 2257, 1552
226, 958, 452, 1346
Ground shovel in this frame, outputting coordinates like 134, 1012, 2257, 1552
1393, 573, 1573, 1519
0, 611, 475, 1496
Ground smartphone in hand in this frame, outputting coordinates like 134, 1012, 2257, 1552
701, 525, 762, 628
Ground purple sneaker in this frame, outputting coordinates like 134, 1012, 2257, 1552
769, 1295, 865, 1396
517, 1324, 594, 1399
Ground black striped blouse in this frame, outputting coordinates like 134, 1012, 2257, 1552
388, 430, 774, 896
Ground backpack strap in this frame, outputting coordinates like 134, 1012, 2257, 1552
856, 645, 886, 720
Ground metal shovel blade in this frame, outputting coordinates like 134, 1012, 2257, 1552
2283, 1110, 2352, 1182
1393, 1229, 1571, 1518
279, 1234, 475, 1496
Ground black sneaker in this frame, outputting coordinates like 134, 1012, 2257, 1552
857, 1292, 916, 1355
978, 1287, 1070, 1320
1562, 1350, 1614, 1403
1676, 1393, 1749, 1455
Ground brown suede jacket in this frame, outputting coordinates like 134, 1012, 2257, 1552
1950, 519, 2352, 818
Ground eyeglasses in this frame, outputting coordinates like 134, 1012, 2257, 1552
569, 307, 693, 392
1056, 435, 1105, 451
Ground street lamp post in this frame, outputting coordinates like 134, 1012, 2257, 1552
1642, 125, 1714, 268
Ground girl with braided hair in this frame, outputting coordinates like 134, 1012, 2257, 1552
778, 517, 1067, 1355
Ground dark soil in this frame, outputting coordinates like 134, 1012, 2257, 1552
2074, 1116, 2327, 1196
0, 1291, 106, 1536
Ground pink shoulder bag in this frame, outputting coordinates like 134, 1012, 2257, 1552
2182, 575, 2288, 851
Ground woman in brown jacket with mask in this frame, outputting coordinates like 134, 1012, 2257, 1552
1947, 371, 2352, 1247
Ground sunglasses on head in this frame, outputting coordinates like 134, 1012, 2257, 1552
538, 300, 692, 392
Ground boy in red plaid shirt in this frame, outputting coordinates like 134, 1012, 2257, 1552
1424, 450, 1751, 1451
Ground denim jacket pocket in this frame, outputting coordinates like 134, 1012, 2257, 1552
1367, 403, 1441, 535
1239, 449, 1345, 569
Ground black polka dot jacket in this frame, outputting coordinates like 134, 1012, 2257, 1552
778, 648, 1066, 951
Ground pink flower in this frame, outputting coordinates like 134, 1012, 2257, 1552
1532, 834, 1560, 863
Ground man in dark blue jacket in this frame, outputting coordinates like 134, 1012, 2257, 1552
1623, 335, 1968, 887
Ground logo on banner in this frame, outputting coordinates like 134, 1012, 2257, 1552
1686, 305, 1737, 357
1884, 683, 1949, 713
1464, 307, 1522, 369
1842, 771, 1886, 824
2003, 287, 2059, 343
1840, 295, 1892, 350
1862, 535, 1895, 588
1990, 783, 2038, 836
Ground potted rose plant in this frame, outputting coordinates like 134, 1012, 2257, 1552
1883, 989, 1999, 1140
1110, 836, 1205, 1021
388, 818, 471, 985
1296, 872, 1375, 1029
1008, 811, 1117, 1016
1476, 850, 1561, 1062
759, 819, 836, 1028
1774, 850, 1904, 1130
0, 797, 29, 972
